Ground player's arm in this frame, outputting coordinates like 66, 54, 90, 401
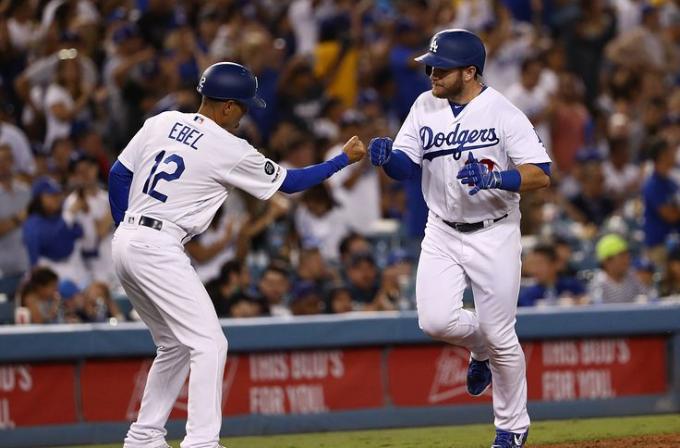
367, 137, 419, 181
457, 153, 551, 195
516, 162, 551, 192
108, 160, 133, 226
279, 136, 366, 194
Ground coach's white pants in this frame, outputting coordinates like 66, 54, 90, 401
416, 210, 529, 433
112, 222, 227, 448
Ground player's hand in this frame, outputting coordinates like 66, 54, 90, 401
342, 135, 366, 164
368, 137, 393, 166
456, 152, 501, 195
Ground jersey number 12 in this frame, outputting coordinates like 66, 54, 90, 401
142, 150, 185, 203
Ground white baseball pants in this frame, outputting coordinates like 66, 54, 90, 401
112, 220, 227, 448
416, 210, 529, 433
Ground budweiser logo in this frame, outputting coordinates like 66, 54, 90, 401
428, 347, 471, 403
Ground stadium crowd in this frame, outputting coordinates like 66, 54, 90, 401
0, 0, 679, 324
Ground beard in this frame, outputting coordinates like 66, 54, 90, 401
431, 76, 464, 99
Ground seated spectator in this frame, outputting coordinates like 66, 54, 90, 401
59, 279, 85, 324
642, 138, 679, 267
82, 281, 124, 323
295, 184, 350, 262
345, 252, 396, 311
325, 285, 354, 313
23, 177, 85, 285
206, 260, 245, 317
289, 281, 324, 316
658, 249, 680, 298
567, 152, 616, 227
226, 292, 269, 318
589, 234, 645, 304
255, 262, 292, 317
519, 244, 586, 307
338, 232, 372, 269
20, 267, 59, 324
633, 258, 658, 301
293, 247, 338, 294
0, 145, 31, 300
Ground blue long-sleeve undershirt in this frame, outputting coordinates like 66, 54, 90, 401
280, 153, 349, 193
108, 160, 133, 226
383, 150, 419, 180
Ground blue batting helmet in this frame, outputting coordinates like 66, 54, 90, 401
415, 29, 486, 75
196, 62, 266, 109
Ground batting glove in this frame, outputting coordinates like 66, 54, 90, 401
369, 137, 393, 166
457, 152, 501, 196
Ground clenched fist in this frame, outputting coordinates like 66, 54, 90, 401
342, 135, 367, 163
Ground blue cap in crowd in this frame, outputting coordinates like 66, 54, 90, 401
113, 24, 140, 44
59, 280, 81, 301
31, 177, 62, 197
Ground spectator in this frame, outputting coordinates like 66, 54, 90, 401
325, 285, 353, 313
642, 138, 680, 267
294, 247, 338, 294
324, 110, 381, 233
633, 257, 658, 301
43, 49, 95, 150
659, 249, 680, 298
82, 281, 124, 323
64, 154, 114, 284
0, 114, 36, 179
186, 206, 238, 283
22, 177, 85, 285
338, 232, 372, 268
345, 252, 396, 311
20, 267, 59, 324
0, 145, 30, 300
58, 279, 85, 323
550, 73, 591, 175
206, 260, 246, 317
388, 17, 430, 121
226, 291, 269, 318
519, 244, 587, 307
589, 234, 645, 304
294, 183, 350, 262
289, 281, 324, 315
255, 262, 292, 317
566, 152, 616, 227
505, 56, 551, 151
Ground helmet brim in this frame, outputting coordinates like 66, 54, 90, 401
242, 96, 267, 109
414, 52, 460, 69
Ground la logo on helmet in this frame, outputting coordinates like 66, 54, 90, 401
430, 37, 438, 53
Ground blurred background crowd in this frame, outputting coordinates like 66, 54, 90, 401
0, 0, 679, 325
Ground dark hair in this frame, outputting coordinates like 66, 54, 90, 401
339, 232, 366, 257
262, 260, 290, 279
21, 267, 58, 296
533, 243, 558, 262
219, 260, 242, 281
520, 56, 542, 74
648, 138, 670, 162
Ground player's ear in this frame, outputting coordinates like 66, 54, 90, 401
463, 66, 475, 82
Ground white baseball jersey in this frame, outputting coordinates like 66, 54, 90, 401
118, 111, 286, 236
393, 86, 551, 222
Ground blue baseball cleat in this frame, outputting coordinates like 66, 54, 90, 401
467, 358, 492, 396
491, 429, 529, 447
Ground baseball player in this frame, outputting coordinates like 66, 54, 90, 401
368, 30, 551, 448
108, 62, 365, 448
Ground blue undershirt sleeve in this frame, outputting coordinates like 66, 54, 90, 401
108, 160, 133, 226
280, 153, 349, 194
533, 162, 551, 176
383, 150, 419, 181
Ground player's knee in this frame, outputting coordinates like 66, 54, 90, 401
481, 325, 519, 353
419, 310, 465, 341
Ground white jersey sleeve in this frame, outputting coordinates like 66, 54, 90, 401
392, 105, 422, 165
117, 120, 150, 172
222, 144, 287, 200
502, 111, 551, 166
